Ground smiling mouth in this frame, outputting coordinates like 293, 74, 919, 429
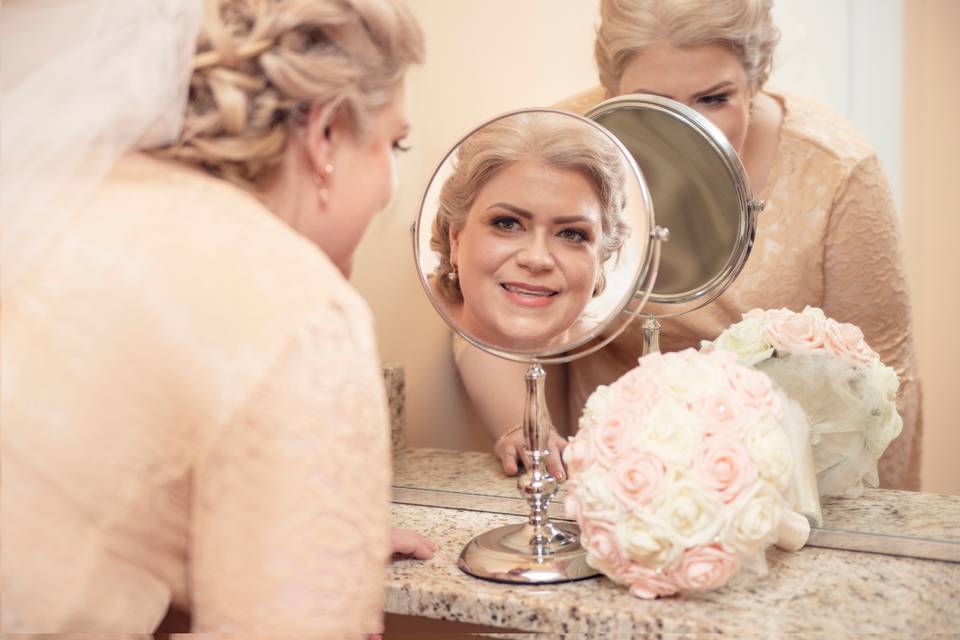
500, 283, 559, 297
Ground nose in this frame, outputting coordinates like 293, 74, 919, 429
515, 232, 556, 273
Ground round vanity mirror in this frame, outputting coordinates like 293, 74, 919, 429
413, 109, 660, 363
586, 95, 762, 326
412, 108, 665, 585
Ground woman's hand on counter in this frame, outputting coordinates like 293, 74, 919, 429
494, 427, 568, 481
389, 527, 436, 561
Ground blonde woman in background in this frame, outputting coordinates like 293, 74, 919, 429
458, 0, 922, 491
2, 0, 431, 634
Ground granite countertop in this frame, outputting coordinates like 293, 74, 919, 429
387, 448, 960, 636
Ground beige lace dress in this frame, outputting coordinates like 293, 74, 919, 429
1, 154, 391, 634
557, 88, 922, 490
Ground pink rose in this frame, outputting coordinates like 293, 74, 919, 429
693, 435, 758, 503
563, 434, 597, 475
590, 410, 638, 464
582, 520, 625, 574
610, 450, 667, 511
620, 561, 680, 599
617, 367, 659, 406
764, 310, 827, 354
824, 320, 875, 366
671, 544, 739, 591
728, 365, 781, 415
697, 389, 748, 435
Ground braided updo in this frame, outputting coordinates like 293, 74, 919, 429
158, 0, 423, 186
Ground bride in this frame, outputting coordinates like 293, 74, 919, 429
2, 0, 431, 633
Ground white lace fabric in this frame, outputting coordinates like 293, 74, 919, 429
557, 88, 922, 491
1, 154, 390, 635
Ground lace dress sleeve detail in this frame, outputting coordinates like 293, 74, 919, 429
189, 300, 391, 635
822, 154, 923, 489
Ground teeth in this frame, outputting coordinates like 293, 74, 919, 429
503, 284, 554, 297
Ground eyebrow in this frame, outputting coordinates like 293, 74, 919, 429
486, 202, 597, 226
628, 80, 736, 100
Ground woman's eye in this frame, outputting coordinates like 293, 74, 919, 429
392, 139, 411, 153
697, 93, 730, 107
492, 216, 522, 231
558, 228, 589, 243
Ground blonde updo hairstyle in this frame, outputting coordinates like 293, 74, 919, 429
595, 0, 780, 97
159, 0, 424, 186
431, 112, 631, 303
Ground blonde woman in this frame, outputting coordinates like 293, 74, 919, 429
459, 0, 922, 491
430, 112, 630, 353
2, 0, 430, 634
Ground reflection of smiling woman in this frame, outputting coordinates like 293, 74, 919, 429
430, 112, 629, 351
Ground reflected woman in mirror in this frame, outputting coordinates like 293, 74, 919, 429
430, 112, 630, 353
3, 0, 432, 634
459, 0, 922, 491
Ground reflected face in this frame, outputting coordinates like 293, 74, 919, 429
618, 44, 752, 152
450, 159, 603, 350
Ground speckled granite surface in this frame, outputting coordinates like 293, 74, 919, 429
388, 448, 960, 634
382, 364, 405, 452
388, 503, 960, 636
394, 448, 960, 543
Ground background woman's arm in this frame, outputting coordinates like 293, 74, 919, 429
822, 153, 923, 490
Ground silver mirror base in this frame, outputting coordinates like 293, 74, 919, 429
457, 521, 600, 584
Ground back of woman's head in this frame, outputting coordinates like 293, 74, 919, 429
160, 0, 423, 185
595, 0, 779, 96
431, 112, 630, 302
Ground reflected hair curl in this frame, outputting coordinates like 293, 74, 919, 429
431, 112, 630, 302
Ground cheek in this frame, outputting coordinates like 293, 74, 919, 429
701, 108, 749, 151
560, 248, 600, 293
461, 236, 513, 282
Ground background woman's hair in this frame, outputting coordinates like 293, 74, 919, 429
430, 111, 630, 302
595, 0, 780, 96
157, 0, 424, 185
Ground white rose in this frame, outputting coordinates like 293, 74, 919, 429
709, 318, 775, 366
664, 357, 727, 397
656, 477, 725, 547
743, 415, 793, 492
722, 480, 785, 556
633, 397, 700, 466
616, 513, 682, 569
575, 468, 621, 521
581, 384, 615, 429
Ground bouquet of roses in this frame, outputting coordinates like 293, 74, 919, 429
701, 306, 902, 498
563, 349, 811, 599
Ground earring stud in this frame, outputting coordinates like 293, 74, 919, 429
315, 163, 335, 206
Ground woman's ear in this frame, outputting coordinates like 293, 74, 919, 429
304, 100, 349, 173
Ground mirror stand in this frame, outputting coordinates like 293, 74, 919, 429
641, 316, 661, 355
457, 364, 600, 583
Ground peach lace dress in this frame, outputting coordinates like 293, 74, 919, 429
1, 154, 391, 634
557, 88, 922, 490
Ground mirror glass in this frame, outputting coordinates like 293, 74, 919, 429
413, 109, 655, 359
586, 95, 757, 316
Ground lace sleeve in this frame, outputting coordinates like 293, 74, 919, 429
189, 302, 391, 635
822, 154, 923, 489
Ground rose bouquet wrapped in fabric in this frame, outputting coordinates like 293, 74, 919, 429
701, 306, 902, 498
563, 349, 813, 600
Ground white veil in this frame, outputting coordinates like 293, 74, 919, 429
0, 0, 203, 294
